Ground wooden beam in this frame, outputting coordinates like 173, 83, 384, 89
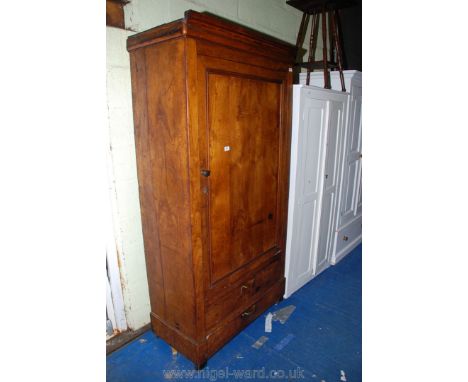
106, 0, 126, 29
106, 324, 151, 355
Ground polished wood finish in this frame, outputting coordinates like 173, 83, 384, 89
206, 70, 280, 283
106, 0, 126, 29
128, 10, 295, 368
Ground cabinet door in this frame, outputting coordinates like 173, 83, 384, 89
315, 99, 345, 275
339, 85, 362, 227
196, 56, 290, 287
287, 92, 328, 294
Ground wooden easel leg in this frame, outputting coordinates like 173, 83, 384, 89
328, 11, 335, 68
321, 6, 331, 89
333, 9, 346, 92
296, 12, 310, 61
307, 12, 319, 85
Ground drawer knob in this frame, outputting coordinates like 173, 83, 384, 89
343, 235, 349, 241
240, 285, 249, 294
241, 304, 256, 319
201, 169, 211, 177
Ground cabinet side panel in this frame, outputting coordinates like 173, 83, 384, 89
130, 49, 165, 319
277, 71, 293, 259
130, 39, 197, 339
184, 38, 207, 343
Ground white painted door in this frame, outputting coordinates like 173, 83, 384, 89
286, 93, 328, 296
315, 99, 344, 275
339, 85, 362, 227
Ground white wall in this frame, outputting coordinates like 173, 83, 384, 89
125, 0, 325, 59
106, 0, 323, 332
106, 27, 149, 331
125, 0, 299, 44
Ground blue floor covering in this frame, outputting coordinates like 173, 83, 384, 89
107, 244, 361, 381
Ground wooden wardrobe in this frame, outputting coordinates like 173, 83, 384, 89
127, 11, 296, 368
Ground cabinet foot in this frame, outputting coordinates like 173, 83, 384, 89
194, 361, 207, 370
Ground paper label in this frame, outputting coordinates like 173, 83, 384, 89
265, 312, 273, 333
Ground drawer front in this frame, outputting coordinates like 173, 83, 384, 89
205, 257, 283, 332
205, 279, 284, 358
334, 217, 362, 255
205, 248, 282, 302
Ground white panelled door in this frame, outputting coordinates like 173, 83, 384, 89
286, 71, 362, 292
286, 94, 328, 296
315, 99, 344, 275
340, 85, 362, 226
285, 86, 348, 298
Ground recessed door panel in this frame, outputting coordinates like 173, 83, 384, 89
207, 72, 281, 284
350, 98, 362, 152
287, 93, 327, 294
356, 167, 362, 215
316, 190, 334, 273
340, 85, 362, 227
295, 200, 316, 279
343, 160, 358, 215
315, 100, 343, 274
303, 105, 324, 196
324, 103, 340, 189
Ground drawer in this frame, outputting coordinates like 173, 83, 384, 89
205, 247, 282, 302
334, 217, 362, 255
205, 279, 284, 358
205, 257, 283, 332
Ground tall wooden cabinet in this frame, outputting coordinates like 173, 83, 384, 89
127, 11, 295, 368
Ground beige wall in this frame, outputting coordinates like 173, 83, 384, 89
106, 0, 322, 331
